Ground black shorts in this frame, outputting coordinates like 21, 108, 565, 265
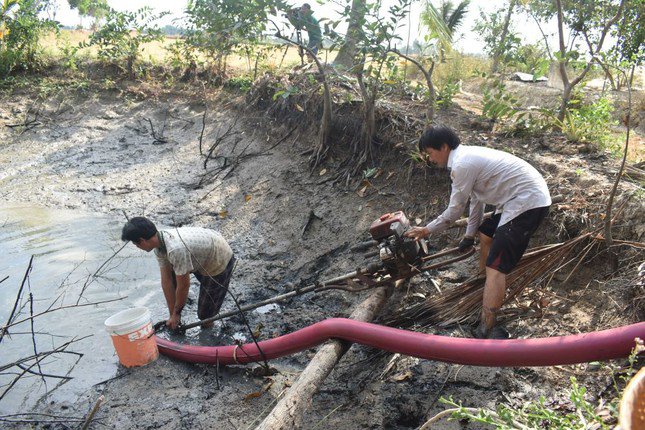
193, 255, 236, 320
479, 207, 549, 274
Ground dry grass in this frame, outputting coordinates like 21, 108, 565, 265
40, 29, 337, 73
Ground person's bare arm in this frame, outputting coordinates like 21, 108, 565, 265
160, 265, 176, 317
167, 273, 190, 329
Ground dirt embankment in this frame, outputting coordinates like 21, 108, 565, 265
0, 75, 643, 429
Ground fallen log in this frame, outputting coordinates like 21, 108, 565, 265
254, 283, 395, 430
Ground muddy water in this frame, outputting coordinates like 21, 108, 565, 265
0, 205, 161, 414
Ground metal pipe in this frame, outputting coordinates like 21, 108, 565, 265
179, 263, 384, 331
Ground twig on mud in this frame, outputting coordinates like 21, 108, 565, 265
198, 108, 208, 156
81, 394, 105, 430
145, 115, 169, 144
301, 210, 322, 237
204, 115, 242, 169
15, 363, 73, 380
6, 105, 42, 134
245, 388, 287, 430
167, 110, 196, 130
423, 366, 452, 414
93, 369, 131, 386
0, 413, 89, 424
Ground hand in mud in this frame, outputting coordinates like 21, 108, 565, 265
166, 314, 181, 330
405, 226, 430, 241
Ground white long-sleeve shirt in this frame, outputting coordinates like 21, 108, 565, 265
425, 145, 551, 238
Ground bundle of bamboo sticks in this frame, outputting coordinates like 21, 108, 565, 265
386, 233, 595, 329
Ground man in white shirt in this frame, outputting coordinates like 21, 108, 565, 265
406, 126, 551, 339
122, 217, 235, 330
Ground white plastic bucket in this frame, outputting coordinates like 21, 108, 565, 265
104, 307, 158, 367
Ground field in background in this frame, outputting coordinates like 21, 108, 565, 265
36, 30, 642, 163
41, 29, 340, 73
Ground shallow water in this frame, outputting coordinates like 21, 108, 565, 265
0, 205, 160, 414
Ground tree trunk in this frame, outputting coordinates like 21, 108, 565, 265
555, 0, 626, 121
333, 0, 366, 69
391, 50, 435, 125
491, 0, 517, 73
311, 73, 334, 169
353, 70, 375, 175
255, 284, 394, 430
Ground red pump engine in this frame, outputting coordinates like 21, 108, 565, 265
369, 211, 427, 277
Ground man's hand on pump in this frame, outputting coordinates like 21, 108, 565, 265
405, 226, 430, 241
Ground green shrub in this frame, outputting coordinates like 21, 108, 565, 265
81, 7, 168, 78
436, 79, 459, 108
58, 32, 80, 71
225, 75, 253, 92
165, 38, 201, 73
510, 43, 550, 78
0, 0, 58, 77
544, 96, 621, 153
436, 341, 644, 429
481, 79, 520, 123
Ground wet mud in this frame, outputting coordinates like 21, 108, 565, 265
0, 82, 642, 429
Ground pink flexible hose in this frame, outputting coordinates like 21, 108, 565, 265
156, 318, 645, 367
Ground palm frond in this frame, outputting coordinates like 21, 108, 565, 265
420, 1, 452, 44
447, 0, 470, 32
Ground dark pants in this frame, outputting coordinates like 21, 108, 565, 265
479, 207, 550, 274
307, 37, 321, 55
173, 255, 235, 320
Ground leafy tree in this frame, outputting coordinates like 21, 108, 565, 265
552, 0, 627, 120
82, 7, 168, 78
601, 0, 644, 89
395, 2, 451, 122
0, 0, 58, 77
67, 0, 108, 29
341, 0, 412, 174
473, 0, 520, 73
184, 0, 287, 78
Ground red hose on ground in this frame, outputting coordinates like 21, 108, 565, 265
156, 319, 645, 367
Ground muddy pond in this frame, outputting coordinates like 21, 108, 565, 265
0, 205, 164, 414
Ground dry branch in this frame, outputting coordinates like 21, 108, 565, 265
0, 256, 34, 345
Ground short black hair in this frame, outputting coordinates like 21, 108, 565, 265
302, 3, 311, 9
418, 126, 461, 152
121, 217, 157, 242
